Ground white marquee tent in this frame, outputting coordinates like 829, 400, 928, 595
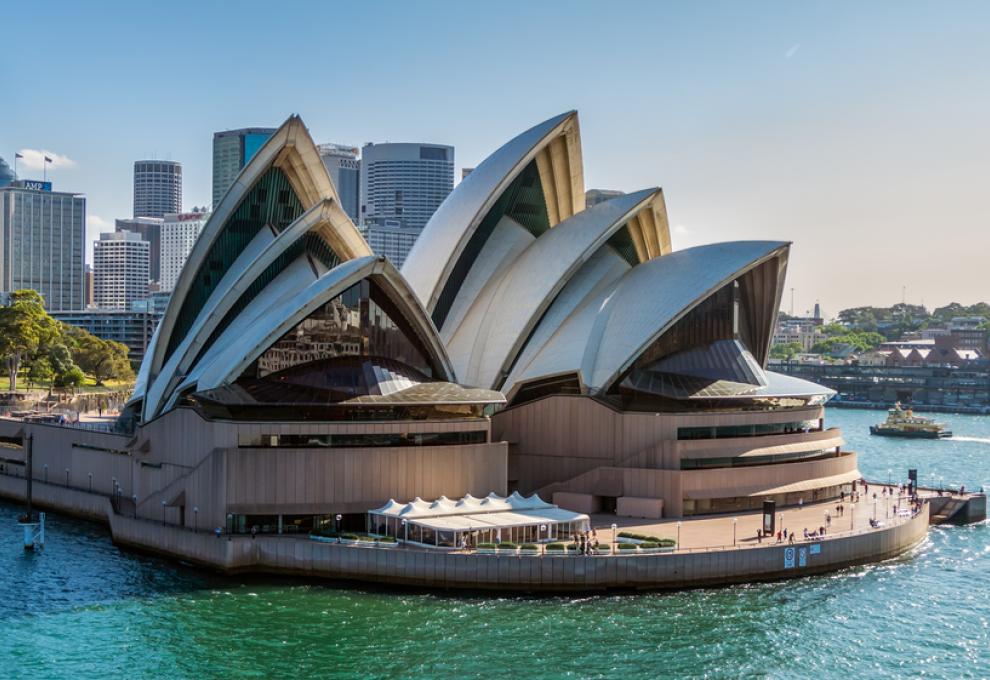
368, 492, 590, 548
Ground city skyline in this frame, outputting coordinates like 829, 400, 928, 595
2, 1, 988, 314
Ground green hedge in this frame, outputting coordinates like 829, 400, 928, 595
640, 542, 658, 549
618, 531, 675, 546
478, 542, 498, 549
546, 543, 567, 551
497, 542, 518, 550
617, 543, 639, 550
521, 544, 539, 551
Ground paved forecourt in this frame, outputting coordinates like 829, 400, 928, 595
591, 485, 914, 551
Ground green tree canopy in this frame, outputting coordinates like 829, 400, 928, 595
0, 290, 60, 392
70, 332, 134, 385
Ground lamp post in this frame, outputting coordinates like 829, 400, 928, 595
161, 500, 166, 526
676, 521, 682, 549
887, 468, 892, 486
64, 467, 69, 487
193, 506, 199, 532
402, 519, 408, 543
732, 518, 737, 546
611, 523, 617, 552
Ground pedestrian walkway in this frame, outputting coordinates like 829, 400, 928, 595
590, 484, 918, 551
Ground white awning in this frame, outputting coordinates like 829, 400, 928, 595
408, 507, 590, 533
370, 491, 556, 519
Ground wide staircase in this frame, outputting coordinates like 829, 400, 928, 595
928, 494, 986, 525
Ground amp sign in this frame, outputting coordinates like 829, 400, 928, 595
17, 180, 52, 192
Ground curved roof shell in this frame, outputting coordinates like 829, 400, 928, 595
148, 115, 342, 384
444, 188, 668, 389
176, 256, 454, 403
504, 240, 790, 399
141, 198, 370, 419
402, 111, 585, 323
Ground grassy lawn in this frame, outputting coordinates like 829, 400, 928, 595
13, 377, 134, 396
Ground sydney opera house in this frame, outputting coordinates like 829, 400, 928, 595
5, 111, 854, 538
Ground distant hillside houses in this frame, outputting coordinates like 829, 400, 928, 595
772, 304, 989, 368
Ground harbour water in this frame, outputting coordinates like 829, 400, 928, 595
1, 408, 987, 679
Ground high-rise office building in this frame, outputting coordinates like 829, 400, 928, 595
84, 264, 94, 307
160, 211, 209, 292
318, 143, 360, 222
115, 217, 164, 284
53, 308, 161, 366
0, 180, 85, 311
93, 231, 150, 310
212, 127, 276, 208
133, 160, 182, 218
585, 188, 625, 207
359, 142, 453, 268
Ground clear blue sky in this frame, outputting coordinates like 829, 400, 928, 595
2, 1, 988, 315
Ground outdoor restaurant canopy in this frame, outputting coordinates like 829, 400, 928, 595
369, 492, 590, 545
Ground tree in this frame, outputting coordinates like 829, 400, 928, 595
54, 365, 85, 390
770, 342, 803, 360
73, 334, 134, 385
0, 290, 59, 392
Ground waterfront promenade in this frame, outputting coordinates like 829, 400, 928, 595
0, 468, 947, 592
595, 485, 932, 551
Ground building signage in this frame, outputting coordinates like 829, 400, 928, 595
15, 179, 52, 192
809, 543, 821, 555
798, 547, 808, 567
783, 547, 795, 568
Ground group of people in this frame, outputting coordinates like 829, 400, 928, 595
571, 529, 600, 555
765, 525, 827, 544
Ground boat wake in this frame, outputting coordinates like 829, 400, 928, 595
949, 436, 990, 445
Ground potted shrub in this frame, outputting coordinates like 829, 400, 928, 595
477, 542, 498, 554
593, 543, 612, 555
497, 541, 518, 553
545, 542, 567, 553
519, 543, 540, 555
616, 543, 639, 553
639, 541, 660, 553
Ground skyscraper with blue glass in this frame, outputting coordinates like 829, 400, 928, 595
212, 127, 277, 209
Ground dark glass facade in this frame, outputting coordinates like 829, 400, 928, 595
677, 419, 821, 440
680, 448, 841, 470
166, 167, 303, 361
237, 430, 488, 448
241, 278, 437, 386
189, 233, 342, 369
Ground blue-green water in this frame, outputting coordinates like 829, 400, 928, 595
1, 408, 987, 679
